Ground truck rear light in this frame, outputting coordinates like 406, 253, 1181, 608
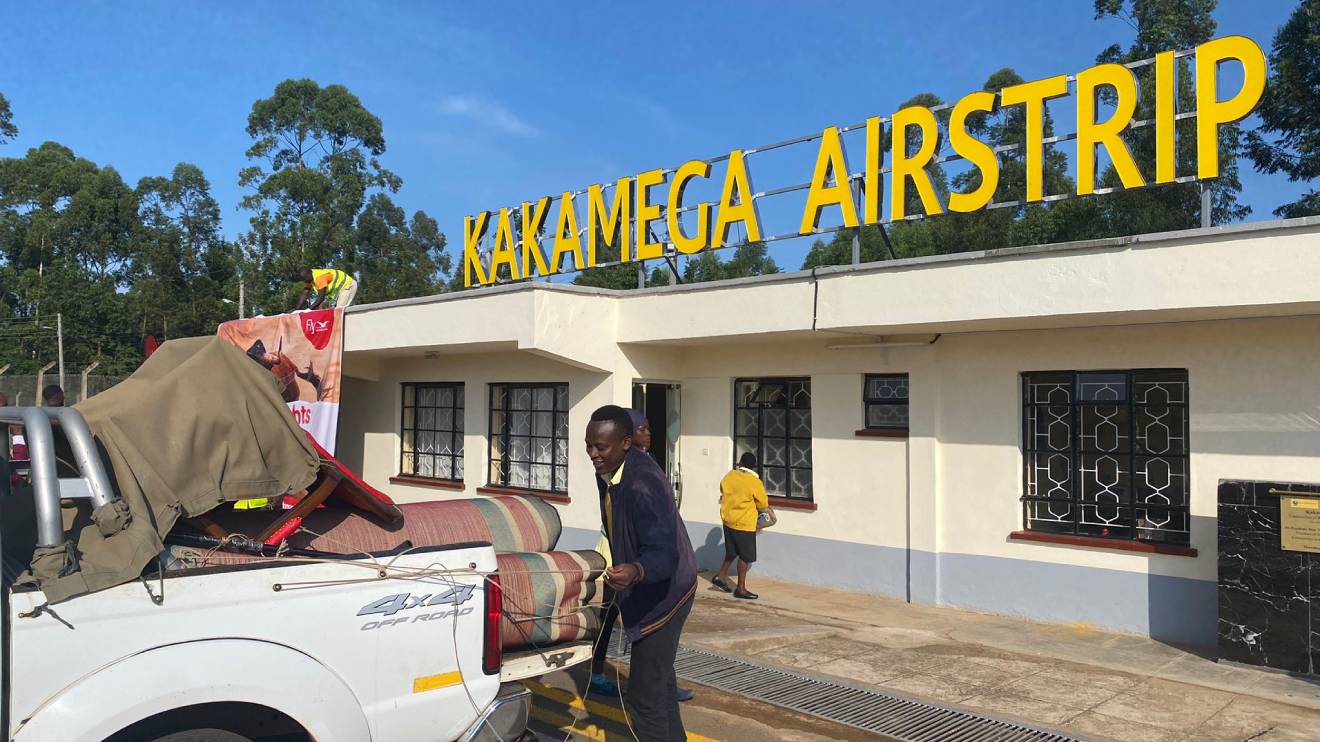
482, 574, 502, 675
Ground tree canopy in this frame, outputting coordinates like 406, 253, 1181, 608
0, 79, 454, 379
237, 79, 447, 315
0, 93, 16, 144
1247, 0, 1320, 217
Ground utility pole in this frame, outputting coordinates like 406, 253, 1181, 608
80, 360, 99, 404
239, 278, 245, 320
56, 313, 65, 390
36, 361, 55, 406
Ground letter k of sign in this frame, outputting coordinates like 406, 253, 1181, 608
464, 212, 491, 287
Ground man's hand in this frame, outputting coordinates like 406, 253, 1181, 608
604, 563, 641, 590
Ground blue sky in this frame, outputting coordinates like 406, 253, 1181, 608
0, 1, 1307, 278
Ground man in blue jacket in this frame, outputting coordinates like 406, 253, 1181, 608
587, 405, 697, 742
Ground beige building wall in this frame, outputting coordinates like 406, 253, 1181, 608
336, 218, 1320, 645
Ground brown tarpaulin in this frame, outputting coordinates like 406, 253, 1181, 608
30, 336, 319, 603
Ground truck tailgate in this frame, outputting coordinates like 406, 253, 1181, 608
500, 640, 594, 682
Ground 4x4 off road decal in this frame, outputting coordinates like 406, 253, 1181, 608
357, 586, 477, 630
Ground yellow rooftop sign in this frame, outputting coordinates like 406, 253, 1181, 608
463, 35, 1265, 288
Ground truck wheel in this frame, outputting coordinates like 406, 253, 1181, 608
149, 730, 252, 742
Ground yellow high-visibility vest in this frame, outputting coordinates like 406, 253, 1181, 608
311, 268, 353, 299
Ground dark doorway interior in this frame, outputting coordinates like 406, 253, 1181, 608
632, 382, 681, 506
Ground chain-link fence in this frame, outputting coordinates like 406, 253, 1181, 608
0, 374, 127, 406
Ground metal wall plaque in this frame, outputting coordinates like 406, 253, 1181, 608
1281, 496, 1320, 553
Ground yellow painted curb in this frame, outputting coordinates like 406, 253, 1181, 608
524, 679, 720, 741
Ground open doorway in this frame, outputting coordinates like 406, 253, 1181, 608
632, 382, 681, 508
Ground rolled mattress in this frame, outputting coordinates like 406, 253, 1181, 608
199, 495, 563, 554
497, 549, 605, 649
179, 496, 600, 650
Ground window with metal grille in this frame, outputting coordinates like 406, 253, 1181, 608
1022, 370, 1189, 544
400, 382, 464, 481
864, 374, 909, 430
488, 383, 569, 493
734, 378, 812, 501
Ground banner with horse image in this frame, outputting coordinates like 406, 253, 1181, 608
217, 308, 343, 455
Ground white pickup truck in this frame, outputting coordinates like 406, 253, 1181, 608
0, 406, 590, 742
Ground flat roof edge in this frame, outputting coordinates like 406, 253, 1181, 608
345, 279, 616, 314
809, 214, 1320, 281
347, 216, 1320, 312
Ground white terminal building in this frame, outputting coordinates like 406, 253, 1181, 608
335, 216, 1320, 647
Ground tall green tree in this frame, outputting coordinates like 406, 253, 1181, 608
130, 163, 237, 339
1091, 0, 1249, 231
682, 242, 778, 282
239, 79, 421, 313
0, 92, 16, 144
352, 194, 451, 302
1247, 0, 1320, 218
0, 142, 139, 374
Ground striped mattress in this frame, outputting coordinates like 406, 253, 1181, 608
171, 495, 601, 651
496, 549, 605, 649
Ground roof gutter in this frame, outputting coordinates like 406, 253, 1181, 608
824, 334, 942, 350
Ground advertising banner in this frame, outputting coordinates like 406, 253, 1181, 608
217, 308, 344, 454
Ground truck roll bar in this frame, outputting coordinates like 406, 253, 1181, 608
41, 407, 116, 509
0, 407, 63, 547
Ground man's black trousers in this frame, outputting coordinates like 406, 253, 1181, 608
624, 595, 693, 742
592, 589, 620, 667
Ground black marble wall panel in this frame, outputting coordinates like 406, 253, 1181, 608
1218, 480, 1317, 675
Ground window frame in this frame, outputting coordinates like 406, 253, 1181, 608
862, 373, 910, 432
398, 381, 465, 483
487, 382, 570, 494
1020, 368, 1190, 546
733, 377, 813, 502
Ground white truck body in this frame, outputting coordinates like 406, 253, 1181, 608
0, 406, 590, 741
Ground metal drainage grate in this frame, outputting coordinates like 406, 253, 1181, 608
609, 637, 1092, 742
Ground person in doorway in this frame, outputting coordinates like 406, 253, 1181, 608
294, 267, 358, 310
586, 405, 697, 742
712, 452, 768, 599
589, 409, 694, 702
629, 408, 653, 455
0, 392, 11, 459
41, 385, 64, 407
0, 392, 23, 463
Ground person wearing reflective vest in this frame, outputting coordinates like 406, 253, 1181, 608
295, 267, 358, 310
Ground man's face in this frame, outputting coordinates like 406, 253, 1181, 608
46, 392, 64, 407
585, 420, 631, 475
633, 421, 653, 452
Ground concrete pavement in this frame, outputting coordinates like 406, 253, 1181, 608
680, 573, 1320, 742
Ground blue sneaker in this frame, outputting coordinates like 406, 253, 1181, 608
588, 673, 619, 697
676, 686, 695, 702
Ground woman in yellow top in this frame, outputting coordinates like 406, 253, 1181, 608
712, 451, 768, 599
295, 267, 358, 310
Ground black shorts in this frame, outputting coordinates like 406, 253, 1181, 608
723, 525, 757, 563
